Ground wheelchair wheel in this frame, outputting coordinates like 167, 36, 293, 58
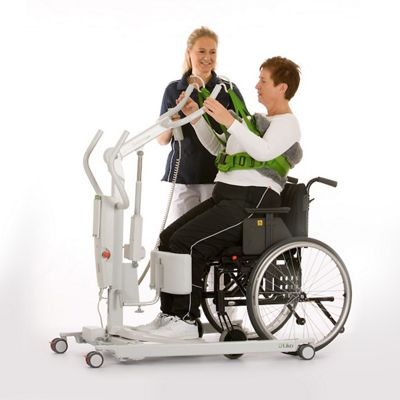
247, 237, 352, 351
201, 269, 257, 338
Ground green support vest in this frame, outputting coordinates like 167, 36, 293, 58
198, 85, 291, 177
215, 151, 290, 177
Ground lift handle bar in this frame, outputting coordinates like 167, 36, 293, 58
108, 130, 131, 209
119, 83, 222, 158
161, 84, 222, 129
83, 129, 104, 195
84, 83, 222, 199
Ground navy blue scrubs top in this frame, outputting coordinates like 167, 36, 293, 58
160, 70, 245, 184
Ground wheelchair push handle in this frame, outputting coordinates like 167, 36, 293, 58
318, 177, 337, 187
306, 176, 338, 192
286, 176, 298, 184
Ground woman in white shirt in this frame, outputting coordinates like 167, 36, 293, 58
136, 57, 302, 339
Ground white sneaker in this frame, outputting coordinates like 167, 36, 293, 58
135, 313, 172, 332
226, 309, 255, 336
226, 306, 243, 325
151, 316, 199, 340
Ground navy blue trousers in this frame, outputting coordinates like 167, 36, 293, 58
158, 182, 281, 319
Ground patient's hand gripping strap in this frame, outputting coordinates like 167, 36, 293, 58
198, 85, 261, 147
215, 89, 291, 176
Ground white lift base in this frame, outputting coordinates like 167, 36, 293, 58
55, 326, 316, 366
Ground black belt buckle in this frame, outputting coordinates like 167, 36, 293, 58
219, 153, 227, 165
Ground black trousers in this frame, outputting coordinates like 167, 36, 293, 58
158, 182, 281, 319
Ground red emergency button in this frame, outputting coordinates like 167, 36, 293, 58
102, 249, 111, 260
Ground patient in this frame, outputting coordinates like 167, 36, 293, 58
137, 56, 303, 339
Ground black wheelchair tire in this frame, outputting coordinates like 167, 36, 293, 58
246, 237, 352, 352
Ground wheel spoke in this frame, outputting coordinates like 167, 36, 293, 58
247, 239, 351, 351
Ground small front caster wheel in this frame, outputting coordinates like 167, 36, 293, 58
220, 326, 247, 360
298, 344, 315, 360
85, 351, 104, 368
50, 338, 68, 354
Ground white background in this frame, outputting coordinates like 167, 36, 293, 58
1, 0, 399, 399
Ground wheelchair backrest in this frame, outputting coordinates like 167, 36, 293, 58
280, 183, 309, 237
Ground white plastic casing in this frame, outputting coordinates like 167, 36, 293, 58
82, 326, 106, 342
121, 262, 139, 303
93, 195, 115, 288
150, 251, 192, 294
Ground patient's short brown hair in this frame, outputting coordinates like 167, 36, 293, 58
260, 57, 301, 100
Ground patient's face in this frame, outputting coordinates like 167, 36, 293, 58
255, 68, 282, 107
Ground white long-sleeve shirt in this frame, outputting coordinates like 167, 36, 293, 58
193, 113, 301, 194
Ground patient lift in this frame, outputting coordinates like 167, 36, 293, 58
50, 82, 347, 367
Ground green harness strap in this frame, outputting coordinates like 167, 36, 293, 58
226, 88, 259, 136
198, 84, 291, 177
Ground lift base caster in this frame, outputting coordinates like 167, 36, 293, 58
50, 338, 68, 354
220, 326, 247, 359
298, 344, 315, 360
85, 351, 104, 368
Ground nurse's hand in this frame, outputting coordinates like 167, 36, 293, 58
203, 98, 235, 128
176, 92, 200, 124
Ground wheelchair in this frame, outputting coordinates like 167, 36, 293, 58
201, 176, 352, 353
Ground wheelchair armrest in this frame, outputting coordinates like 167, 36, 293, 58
245, 207, 291, 215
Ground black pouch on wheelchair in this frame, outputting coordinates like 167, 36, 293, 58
242, 217, 291, 255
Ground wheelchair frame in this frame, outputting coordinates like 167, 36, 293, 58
201, 179, 352, 352
50, 83, 350, 367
